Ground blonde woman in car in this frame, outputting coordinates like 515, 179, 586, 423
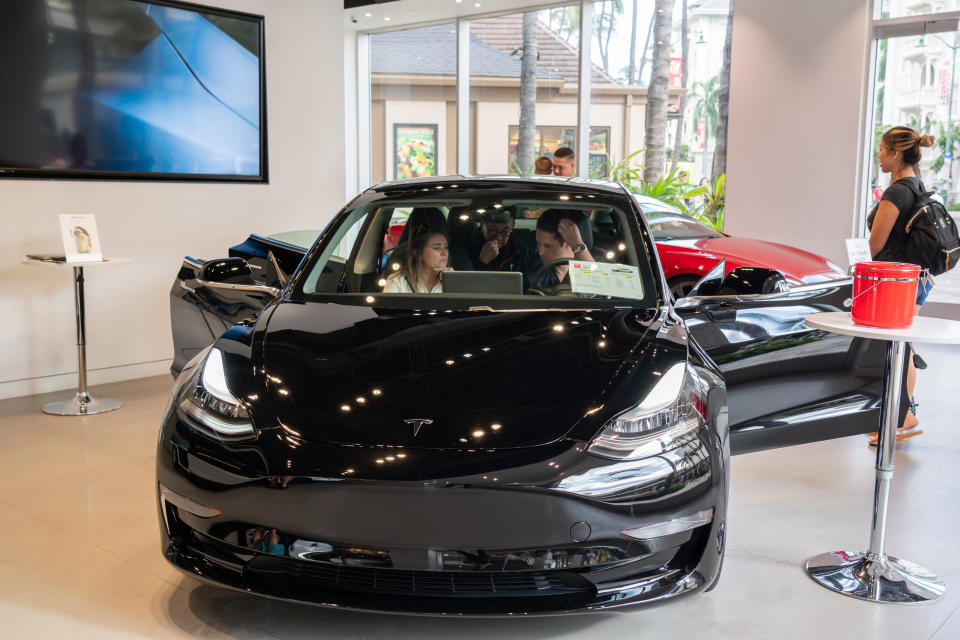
383, 225, 451, 294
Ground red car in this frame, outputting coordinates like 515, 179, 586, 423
632, 194, 846, 298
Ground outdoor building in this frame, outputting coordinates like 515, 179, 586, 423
370, 9, 688, 183
672, 0, 730, 181
877, 0, 960, 203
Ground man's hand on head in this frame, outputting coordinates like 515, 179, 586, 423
557, 218, 583, 248
479, 239, 500, 264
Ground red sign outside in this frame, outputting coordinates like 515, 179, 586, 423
940, 63, 951, 106
696, 119, 705, 149
669, 57, 683, 88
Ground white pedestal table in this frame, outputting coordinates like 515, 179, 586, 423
23, 256, 131, 415
803, 311, 960, 603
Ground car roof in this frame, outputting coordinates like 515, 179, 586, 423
368, 174, 628, 195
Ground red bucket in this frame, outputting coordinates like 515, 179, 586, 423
851, 262, 920, 328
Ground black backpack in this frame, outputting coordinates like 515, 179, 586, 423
901, 181, 960, 275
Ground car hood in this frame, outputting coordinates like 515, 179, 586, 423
661, 236, 844, 282
255, 300, 657, 449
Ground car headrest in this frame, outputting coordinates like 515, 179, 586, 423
398, 207, 447, 246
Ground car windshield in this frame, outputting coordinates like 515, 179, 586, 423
291, 183, 659, 310
634, 199, 723, 241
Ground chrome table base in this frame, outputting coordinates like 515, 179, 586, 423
41, 265, 123, 417
43, 392, 123, 416
804, 340, 944, 604
806, 551, 945, 603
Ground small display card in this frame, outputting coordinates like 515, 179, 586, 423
568, 260, 644, 299
845, 238, 871, 269
59, 214, 103, 263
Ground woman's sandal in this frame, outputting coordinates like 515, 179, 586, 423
868, 427, 924, 446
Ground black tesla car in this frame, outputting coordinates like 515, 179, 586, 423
158, 176, 895, 615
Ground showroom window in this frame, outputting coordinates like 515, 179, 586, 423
469, 5, 581, 175
358, 0, 733, 228
506, 125, 609, 173
879, 0, 959, 18
864, 0, 960, 306
369, 22, 456, 184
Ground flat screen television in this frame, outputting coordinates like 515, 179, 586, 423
0, 0, 267, 182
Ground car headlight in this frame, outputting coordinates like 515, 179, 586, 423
554, 362, 712, 504
587, 362, 706, 461
178, 347, 256, 440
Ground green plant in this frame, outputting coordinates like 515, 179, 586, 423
930, 121, 960, 173
666, 144, 692, 163
693, 173, 725, 231
637, 166, 708, 212
604, 148, 646, 185
598, 149, 720, 223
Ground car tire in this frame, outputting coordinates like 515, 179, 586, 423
668, 275, 700, 299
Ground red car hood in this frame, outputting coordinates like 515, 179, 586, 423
660, 236, 845, 283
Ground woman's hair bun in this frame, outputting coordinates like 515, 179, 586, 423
920, 134, 936, 147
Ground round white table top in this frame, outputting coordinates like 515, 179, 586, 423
805, 311, 960, 344
23, 256, 131, 267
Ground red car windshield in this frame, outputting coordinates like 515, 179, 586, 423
644, 212, 723, 241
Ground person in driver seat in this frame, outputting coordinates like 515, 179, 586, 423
450, 208, 536, 277
383, 225, 451, 294
530, 209, 595, 289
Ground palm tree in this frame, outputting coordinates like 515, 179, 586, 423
689, 73, 720, 176
547, 6, 579, 44
670, 0, 688, 173
594, 0, 624, 75
517, 12, 539, 173
712, 3, 733, 181
643, 0, 676, 184
627, 0, 638, 84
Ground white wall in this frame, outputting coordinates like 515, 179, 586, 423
725, 0, 870, 267
0, 0, 348, 399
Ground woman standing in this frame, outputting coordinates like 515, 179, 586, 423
382, 226, 451, 294
867, 125, 936, 442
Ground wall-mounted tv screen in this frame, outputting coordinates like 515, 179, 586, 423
0, 0, 266, 182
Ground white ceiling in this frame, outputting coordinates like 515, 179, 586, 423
345, 0, 573, 33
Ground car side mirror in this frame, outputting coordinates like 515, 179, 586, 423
199, 257, 255, 285
721, 266, 789, 295
687, 259, 726, 297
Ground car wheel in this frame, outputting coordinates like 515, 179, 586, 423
668, 275, 700, 299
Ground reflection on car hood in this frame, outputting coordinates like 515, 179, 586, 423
257, 300, 656, 449
660, 236, 844, 281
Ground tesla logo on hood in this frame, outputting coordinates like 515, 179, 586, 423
403, 418, 433, 436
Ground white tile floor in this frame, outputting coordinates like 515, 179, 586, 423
1, 346, 959, 639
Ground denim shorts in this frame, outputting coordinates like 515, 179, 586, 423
916, 276, 934, 305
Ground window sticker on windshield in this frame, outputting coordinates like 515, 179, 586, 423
568, 261, 644, 298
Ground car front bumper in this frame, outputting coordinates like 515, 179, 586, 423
156, 416, 728, 615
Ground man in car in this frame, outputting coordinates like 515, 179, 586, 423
530, 209, 595, 288
552, 147, 575, 177
450, 209, 536, 277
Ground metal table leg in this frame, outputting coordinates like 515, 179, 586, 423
804, 340, 944, 603
43, 266, 122, 416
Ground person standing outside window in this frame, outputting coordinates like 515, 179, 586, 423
552, 147, 575, 177
534, 157, 553, 175
867, 125, 936, 442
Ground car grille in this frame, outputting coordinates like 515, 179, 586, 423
245, 554, 592, 597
